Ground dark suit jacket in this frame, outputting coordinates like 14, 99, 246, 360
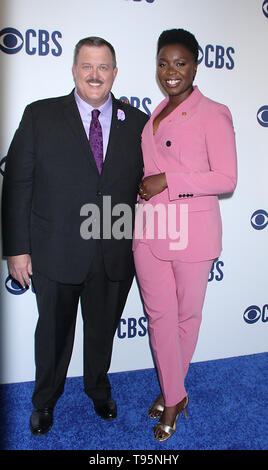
2, 90, 149, 283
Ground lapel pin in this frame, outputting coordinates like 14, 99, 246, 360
117, 109, 125, 121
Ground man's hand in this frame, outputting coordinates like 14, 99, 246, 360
7, 254, 32, 288
139, 173, 167, 201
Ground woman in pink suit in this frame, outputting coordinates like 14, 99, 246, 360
133, 29, 237, 442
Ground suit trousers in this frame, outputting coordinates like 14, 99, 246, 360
31, 240, 133, 409
134, 242, 213, 406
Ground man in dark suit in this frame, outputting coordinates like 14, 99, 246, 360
1, 36, 148, 434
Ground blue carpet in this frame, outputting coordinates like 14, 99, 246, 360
0, 353, 267, 452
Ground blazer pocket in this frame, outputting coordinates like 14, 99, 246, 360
184, 196, 218, 212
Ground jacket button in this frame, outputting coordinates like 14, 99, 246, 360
166, 140, 171, 147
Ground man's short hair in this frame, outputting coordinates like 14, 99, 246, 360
73, 36, 117, 68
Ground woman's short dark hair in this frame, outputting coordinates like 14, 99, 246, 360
157, 29, 199, 63
73, 36, 117, 68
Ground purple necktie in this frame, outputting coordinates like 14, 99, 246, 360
89, 109, 103, 174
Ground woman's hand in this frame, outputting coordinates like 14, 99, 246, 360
139, 173, 167, 201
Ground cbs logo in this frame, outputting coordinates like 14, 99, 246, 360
257, 106, 268, 127
263, 0, 268, 18
243, 305, 268, 324
0, 156, 6, 176
198, 44, 235, 70
117, 316, 148, 339
120, 96, 152, 116
208, 260, 224, 282
5, 275, 35, 295
250, 210, 268, 230
0, 27, 62, 56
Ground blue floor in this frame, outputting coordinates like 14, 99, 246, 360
0, 353, 267, 452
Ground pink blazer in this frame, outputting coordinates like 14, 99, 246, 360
133, 86, 237, 261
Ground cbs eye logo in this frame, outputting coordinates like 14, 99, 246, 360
0, 156, 6, 176
250, 209, 268, 230
263, 0, 268, 18
257, 106, 268, 127
5, 275, 35, 295
243, 305, 268, 324
0, 27, 23, 54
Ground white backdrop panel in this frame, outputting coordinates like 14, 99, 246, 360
0, 0, 267, 384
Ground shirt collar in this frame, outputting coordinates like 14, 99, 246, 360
74, 88, 113, 116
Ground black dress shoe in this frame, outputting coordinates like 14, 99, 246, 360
30, 408, 54, 435
94, 398, 117, 420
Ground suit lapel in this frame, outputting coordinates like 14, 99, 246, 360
148, 87, 204, 171
101, 94, 124, 178
62, 91, 132, 178
62, 90, 99, 174
148, 97, 169, 171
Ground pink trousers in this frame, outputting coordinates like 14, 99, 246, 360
134, 242, 213, 406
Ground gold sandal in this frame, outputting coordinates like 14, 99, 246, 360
148, 395, 164, 418
148, 402, 164, 419
154, 396, 189, 442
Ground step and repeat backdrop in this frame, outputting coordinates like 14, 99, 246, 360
0, 0, 267, 384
